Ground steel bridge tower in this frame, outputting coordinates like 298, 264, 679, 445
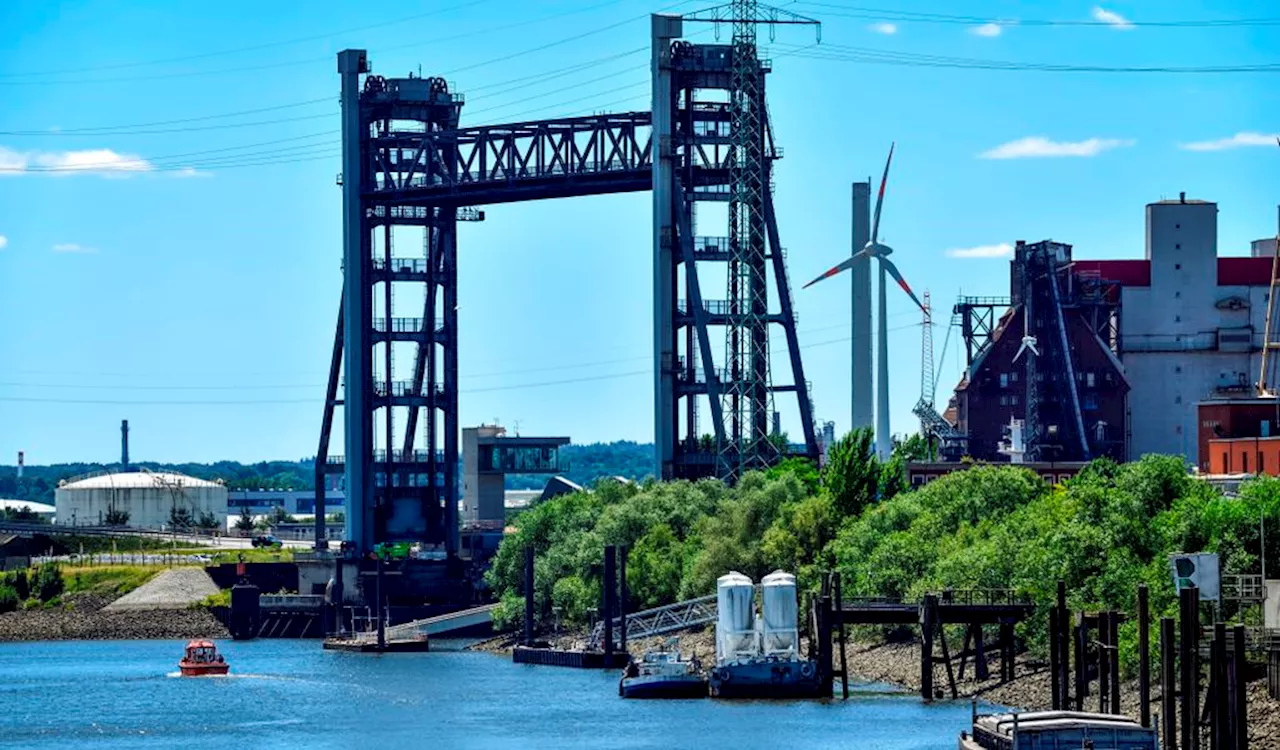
653, 12, 819, 481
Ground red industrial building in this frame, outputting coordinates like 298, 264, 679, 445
1198, 398, 1280, 475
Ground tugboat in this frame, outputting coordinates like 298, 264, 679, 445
178, 640, 230, 676
619, 638, 707, 699
960, 708, 1157, 750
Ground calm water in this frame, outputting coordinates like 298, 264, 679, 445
0, 639, 991, 749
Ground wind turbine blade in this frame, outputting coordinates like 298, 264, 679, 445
880, 257, 925, 311
802, 256, 858, 289
870, 142, 895, 246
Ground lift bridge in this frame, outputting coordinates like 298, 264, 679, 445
317, 13, 820, 556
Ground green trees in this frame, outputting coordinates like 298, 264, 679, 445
823, 427, 880, 517
196, 512, 220, 531
103, 507, 130, 526
168, 506, 194, 531
234, 506, 255, 534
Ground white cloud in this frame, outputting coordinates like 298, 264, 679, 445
979, 136, 1134, 159
51, 243, 98, 254
971, 23, 1003, 37
1179, 132, 1280, 152
946, 243, 1014, 259
0, 235, 7, 250
0, 145, 153, 176
869, 22, 898, 35
172, 167, 212, 178
1092, 6, 1134, 29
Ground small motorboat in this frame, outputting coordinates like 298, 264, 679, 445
179, 639, 230, 676
619, 639, 707, 699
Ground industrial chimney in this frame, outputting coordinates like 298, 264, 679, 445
121, 420, 130, 471
16, 451, 23, 479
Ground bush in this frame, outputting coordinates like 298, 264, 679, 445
12, 569, 29, 600
104, 507, 130, 526
31, 565, 65, 602
0, 584, 18, 613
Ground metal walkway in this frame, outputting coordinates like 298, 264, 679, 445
586, 593, 720, 649
352, 603, 499, 643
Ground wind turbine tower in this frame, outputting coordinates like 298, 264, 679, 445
851, 183, 873, 437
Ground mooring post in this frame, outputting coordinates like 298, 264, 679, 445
618, 545, 628, 652
1212, 622, 1227, 750
1000, 618, 1014, 683
834, 571, 849, 699
921, 594, 938, 701
819, 592, 834, 696
1050, 606, 1062, 709
1099, 613, 1111, 714
1057, 580, 1070, 708
1075, 614, 1087, 710
602, 545, 616, 662
1161, 616, 1178, 750
375, 553, 385, 652
1231, 624, 1246, 750
1109, 611, 1121, 716
1139, 584, 1151, 727
1180, 585, 1200, 750
523, 546, 535, 647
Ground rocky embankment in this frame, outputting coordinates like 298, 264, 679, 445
844, 639, 1280, 750
0, 592, 228, 642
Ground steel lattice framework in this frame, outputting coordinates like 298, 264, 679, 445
323, 19, 820, 554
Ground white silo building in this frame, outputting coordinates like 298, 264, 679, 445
55, 471, 227, 529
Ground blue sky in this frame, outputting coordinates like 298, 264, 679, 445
1, 0, 1278, 465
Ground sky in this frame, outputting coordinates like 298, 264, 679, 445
1, 0, 1278, 465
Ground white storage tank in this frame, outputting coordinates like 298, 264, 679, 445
716, 571, 757, 662
761, 570, 799, 657
55, 470, 227, 530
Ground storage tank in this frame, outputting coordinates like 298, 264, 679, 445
716, 571, 756, 662
55, 470, 227, 530
761, 570, 799, 657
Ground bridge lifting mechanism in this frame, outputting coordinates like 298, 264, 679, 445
319, 12, 821, 556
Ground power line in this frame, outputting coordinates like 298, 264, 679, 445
776, 43, 1280, 73
792, 2, 1280, 28
0, 0, 497, 80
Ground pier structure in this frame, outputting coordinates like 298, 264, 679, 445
318, 11, 821, 560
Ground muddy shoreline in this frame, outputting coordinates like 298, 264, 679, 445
0, 593, 228, 642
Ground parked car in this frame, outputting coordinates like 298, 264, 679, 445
251, 534, 282, 549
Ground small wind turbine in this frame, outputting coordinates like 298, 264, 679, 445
804, 143, 925, 457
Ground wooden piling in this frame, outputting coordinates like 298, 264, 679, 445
1232, 625, 1246, 750
524, 542, 535, 642
1075, 614, 1087, 711
1180, 586, 1200, 750
921, 594, 938, 701
834, 572, 849, 699
1139, 584, 1151, 728
1161, 617, 1178, 750
1212, 622, 1227, 750
602, 545, 615, 664
1057, 581, 1070, 708
618, 546, 628, 652
1050, 606, 1062, 709
1000, 619, 1015, 683
1099, 612, 1111, 714
1108, 611, 1120, 716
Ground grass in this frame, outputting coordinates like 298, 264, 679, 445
201, 548, 294, 564
62, 565, 166, 597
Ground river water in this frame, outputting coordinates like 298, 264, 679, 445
0, 640, 990, 749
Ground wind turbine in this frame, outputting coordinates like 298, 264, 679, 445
803, 143, 926, 458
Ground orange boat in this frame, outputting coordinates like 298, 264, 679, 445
179, 640, 230, 676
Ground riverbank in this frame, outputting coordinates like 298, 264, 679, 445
0, 591, 227, 642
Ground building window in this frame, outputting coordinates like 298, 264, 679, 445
1011, 371, 1018, 382
1175, 316, 1181, 323
1175, 365, 1182, 373
1176, 244, 1181, 249
1175, 263, 1182, 270
1084, 393, 1099, 410
1175, 395, 1182, 404
1000, 373, 1009, 388
1243, 452, 1249, 473
1011, 395, 1019, 406
1175, 291, 1181, 299
1223, 452, 1229, 470
1086, 372, 1096, 388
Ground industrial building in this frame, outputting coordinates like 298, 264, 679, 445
461, 425, 569, 528
227, 489, 346, 517
54, 470, 226, 529
947, 194, 1276, 467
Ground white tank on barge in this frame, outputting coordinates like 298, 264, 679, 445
708, 569, 824, 699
